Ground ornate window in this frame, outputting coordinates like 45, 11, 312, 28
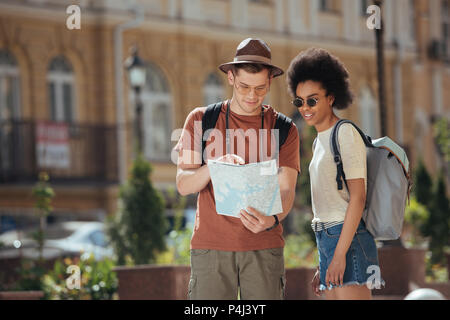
47, 56, 76, 123
139, 62, 173, 161
0, 50, 21, 177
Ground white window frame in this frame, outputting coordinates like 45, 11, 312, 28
0, 52, 21, 175
141, 91, 173, 162
0, 61, 21, 121
136, 63, 173, 162
47, 58, 76, 123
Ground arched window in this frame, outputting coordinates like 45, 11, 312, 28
0, 50, 20, 121
203, 73, 224, 106
359, 86, 380, 138
0, 49, 21, 179
139, 62, 172, 161
47, 56, 76, 123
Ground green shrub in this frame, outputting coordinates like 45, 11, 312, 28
12, 172, 55, 292
403, 197, 430, 248
425, 252, 449, 283
156, 226, 192, 266
14, 259, 46, 291
107, 154, 167, 265
413, 160, 433, 207
42, 254, 118, 300
284, 233, 318, 269
433, 117, 450, 163
422, 172, 450, 265
32, 172, 55, 262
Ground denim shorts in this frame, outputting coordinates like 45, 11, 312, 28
315, 220, 385, 291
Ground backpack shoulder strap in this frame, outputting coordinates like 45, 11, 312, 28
274, 111, 293, 149
330, 119, 373, 190
202, 106, 293, 164
201, 102, 223, 165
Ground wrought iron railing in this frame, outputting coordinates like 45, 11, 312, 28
0, 120, 120, 184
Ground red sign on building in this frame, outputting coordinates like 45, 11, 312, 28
35, 121, 70, 169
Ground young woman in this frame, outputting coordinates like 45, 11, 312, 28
286, 48, 384, 300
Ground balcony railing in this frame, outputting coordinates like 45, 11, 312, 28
0, 120, 119, 184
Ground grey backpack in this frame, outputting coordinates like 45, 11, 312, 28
329, 120, 412, 240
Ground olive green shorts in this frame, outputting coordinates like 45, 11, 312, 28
188, 248, 286, 300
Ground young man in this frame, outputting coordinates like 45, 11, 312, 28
175, 38, 300, 300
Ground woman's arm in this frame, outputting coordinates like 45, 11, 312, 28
325, 178, 366, 287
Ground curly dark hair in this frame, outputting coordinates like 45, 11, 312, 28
286, 48, 353, 110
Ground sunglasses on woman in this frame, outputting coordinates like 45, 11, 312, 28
292, 97, 319, 108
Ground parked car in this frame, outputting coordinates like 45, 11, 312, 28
0, 221, 114, 261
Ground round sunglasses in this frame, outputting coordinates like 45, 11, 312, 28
292, 97, 319, 108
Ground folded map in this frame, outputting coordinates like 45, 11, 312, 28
208, 159, 283, 218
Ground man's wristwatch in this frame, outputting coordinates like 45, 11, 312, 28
265, 215, 279, 231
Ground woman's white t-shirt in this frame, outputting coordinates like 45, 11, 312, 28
309, 123, 367, 224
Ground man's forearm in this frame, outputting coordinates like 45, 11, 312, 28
176, 165, 211, 196
277, 188, 295, 222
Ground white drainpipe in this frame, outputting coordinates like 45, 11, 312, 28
114, 5, 144, 185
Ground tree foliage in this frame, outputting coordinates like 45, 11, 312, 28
107, 155, 167, 265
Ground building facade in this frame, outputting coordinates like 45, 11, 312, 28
0, 0, 448, 227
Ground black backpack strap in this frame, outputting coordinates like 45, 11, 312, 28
272, 112, 293, 161
274, 112, 293, 149
201, 102, 223, 165
201, 105, 293, 164
330, 119, 373, 190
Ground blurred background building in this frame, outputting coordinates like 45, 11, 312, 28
0, 0, 448, 231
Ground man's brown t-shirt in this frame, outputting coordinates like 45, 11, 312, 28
176, 102, 300, 251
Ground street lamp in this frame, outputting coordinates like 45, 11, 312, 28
125, 46, 146, 155
373, 0, 402, 247
373, 0, 387, 137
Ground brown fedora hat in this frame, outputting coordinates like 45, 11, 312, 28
218, 38, 284, 78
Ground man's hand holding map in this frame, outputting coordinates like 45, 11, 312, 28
208, 159, 283, 218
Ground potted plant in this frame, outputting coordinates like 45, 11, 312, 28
108, 154, 184, 299
0, 172, 54, 300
